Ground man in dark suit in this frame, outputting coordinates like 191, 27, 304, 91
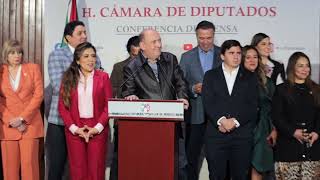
179, 20, 222, 180
122, 29, 188, 104
110, 36, 140, 98
202, 40, 258, 180
109, 35, 140, 180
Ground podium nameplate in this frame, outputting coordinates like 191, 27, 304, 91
108, 99, 184, 120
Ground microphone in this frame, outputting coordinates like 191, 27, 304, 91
117, 60, 147, 98
157, 60, 177, 98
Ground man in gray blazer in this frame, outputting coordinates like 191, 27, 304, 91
179, 20, 222, 180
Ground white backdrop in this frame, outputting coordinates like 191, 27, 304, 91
44, 0, 320, 85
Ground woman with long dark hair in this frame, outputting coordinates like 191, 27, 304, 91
251, 33, 286, 85
58, 42, 112, 180
272, 52, 320, 179
241, 45, 276, 180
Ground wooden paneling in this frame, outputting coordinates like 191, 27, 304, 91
22, 0, 30, 61
0, 0, 43, 73
0, 1, 45, 179
35, 0, 42, 68
2, 0, 10, 43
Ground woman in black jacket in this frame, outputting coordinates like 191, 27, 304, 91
272, 52, 320, 179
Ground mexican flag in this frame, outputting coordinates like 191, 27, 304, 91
60, 0, 78, 47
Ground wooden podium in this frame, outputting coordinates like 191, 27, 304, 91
108, 99, 184, 180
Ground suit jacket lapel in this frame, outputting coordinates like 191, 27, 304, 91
66, 46, 74, 60
231, 67, 244, 96
14, 65, 26, 94
192, 47, 204, 78
1, 66, 16, 96
140, 54, 158, 82
212, 46, 221, 69
72, 81, 80, 120
92, 70, 99, 113
218, 66, 230, 97
3, 65, 24, 101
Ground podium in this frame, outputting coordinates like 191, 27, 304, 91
108, 99, 184, 180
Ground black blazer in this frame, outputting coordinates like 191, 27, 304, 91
202, 65, 259, 138
269, 58, 286, 85
121, 52, 188, 100
272, 82, 320, 161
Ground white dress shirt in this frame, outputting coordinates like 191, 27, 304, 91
217, 63, 240, 127
68, 44, 75, 54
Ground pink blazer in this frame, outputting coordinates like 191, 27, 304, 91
0, 63, 44, 140
58, 70, 112, 132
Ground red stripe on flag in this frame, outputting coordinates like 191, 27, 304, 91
70, 0, 78, 21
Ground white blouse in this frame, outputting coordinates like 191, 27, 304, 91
9, 65, 22, 91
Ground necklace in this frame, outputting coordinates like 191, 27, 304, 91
8, 65, 21, 91
8, 68, 18, 81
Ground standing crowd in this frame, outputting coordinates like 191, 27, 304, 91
0, 19, 319, 180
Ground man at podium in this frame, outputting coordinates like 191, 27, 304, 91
121, 29, 189, 180
121, 29, 188, 109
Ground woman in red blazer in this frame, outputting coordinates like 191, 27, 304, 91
0, 40, 44, 180
58, 42, 112, 180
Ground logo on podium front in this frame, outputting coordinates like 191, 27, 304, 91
141, 103, 151, 113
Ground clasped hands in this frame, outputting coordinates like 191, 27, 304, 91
218, 117, 237, 133
293, 129, 319, 146
9, 117, 27, 132
75, 125, 99, 143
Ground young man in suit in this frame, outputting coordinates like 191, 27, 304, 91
46, 20, 101, 180
202, 40, 258, 180
179, 20, 222, 180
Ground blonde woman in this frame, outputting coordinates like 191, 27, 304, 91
0, 40, 43, 180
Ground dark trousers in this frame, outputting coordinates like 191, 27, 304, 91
185, 123, 206, 180
206, 136, 252, 180
46, 123, 68, 180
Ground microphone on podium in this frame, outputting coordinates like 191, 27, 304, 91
117, 60, 147, 98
